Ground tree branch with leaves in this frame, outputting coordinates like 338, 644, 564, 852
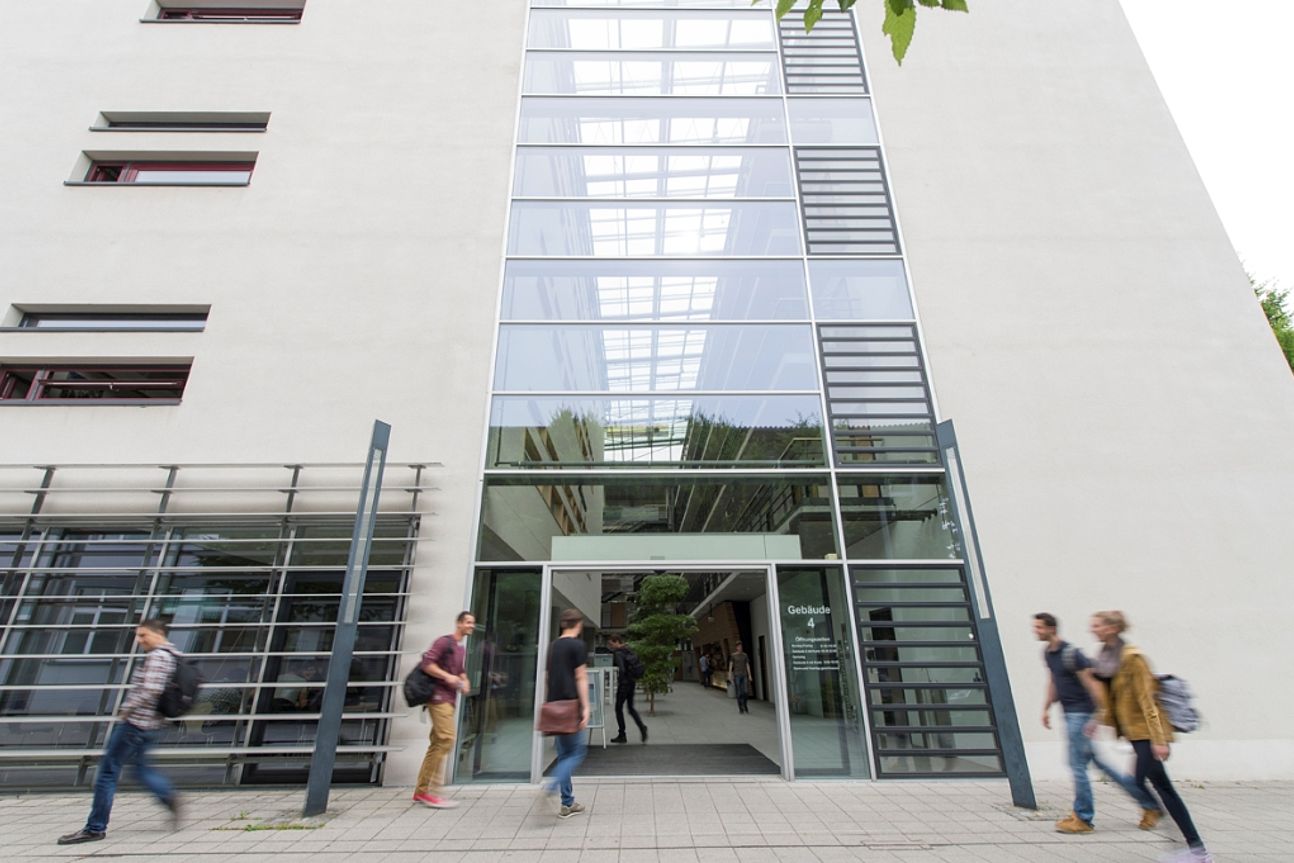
759, 0, 968, 65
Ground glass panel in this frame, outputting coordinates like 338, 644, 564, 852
519, 97, 785, 144
528, 9, 775, 50
524, 51, 780, 96
0, 683, 125, 718
787, 97, 878, 144
866, 685, 987, 706
865, 665, 980, 684
808, 259, 913, 320
534, 0, 757, 5
514, 147, 793, 198
479, 475, 837, 561
488, 394, 826, 468
132, 167, 252, 184
838, 475, 962, 560
501, 259, 808, 321
457, 568, 543, 782
876, 731, 997, 750
494, 325, 817, 391
508, 201, 802, 256
0, 718, 113, 749
878, 752, 1002, 775
776, 566, 868, 777
872, 707, 993, 728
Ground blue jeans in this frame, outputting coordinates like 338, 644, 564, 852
87, 722, 174, 834
546, 731, 586, 808
733, 674, 749, 711
1064, 711, 1160, 824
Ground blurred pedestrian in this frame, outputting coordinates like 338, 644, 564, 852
1033, 612, 1161, 834
542, 608, 589, 819
729, 642, 750, 714
1092, 610, 1211, 862
58, 619, 181, 845
412, 611, 475, 810
607, 634, 647, 744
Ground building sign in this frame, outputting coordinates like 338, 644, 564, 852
785, 603, 840, 673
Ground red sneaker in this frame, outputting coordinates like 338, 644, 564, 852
412, 792, 459, 809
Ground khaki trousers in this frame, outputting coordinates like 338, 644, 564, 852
414, 702, 456, 795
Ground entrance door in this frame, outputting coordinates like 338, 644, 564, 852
533, 566, 793, 781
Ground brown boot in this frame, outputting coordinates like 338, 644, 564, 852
1138, 808, 1162, 830
1055, 813, 1094, 834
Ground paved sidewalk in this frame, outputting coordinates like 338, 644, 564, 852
2, 778, 1288, 861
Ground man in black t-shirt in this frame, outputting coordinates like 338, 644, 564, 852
607, 634, 647, 744
543, 608, 589, 819
1034, 612, 1162, 834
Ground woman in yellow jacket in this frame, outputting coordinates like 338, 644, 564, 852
1091, 610, 1210, 862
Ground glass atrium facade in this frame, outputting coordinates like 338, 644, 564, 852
463, 0, 1013, 782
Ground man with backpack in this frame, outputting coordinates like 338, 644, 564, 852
58, 619, 183, 845
607, 634, 648, 744
413, 610, 475, 810
1033, 612, 1162, 836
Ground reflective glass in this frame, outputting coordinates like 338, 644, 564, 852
458, 568, 544, 782
478, 475, 838, 560
508, 201, 802, 256
501, 259, 808, 320
879, 753, 1002, 775
787, 97, 878, 144
519, 97, 785, 144
838, 475, 962, 560
133, 167, 252, 184
808, 259, 913, 320
528, 9, 774, 50
514, 147, 793, 198
776, 566, 868, 777
524, 51, 780, 96
488, 394, 825, 468
534, 0, 757, 5
494, 324, 818, 391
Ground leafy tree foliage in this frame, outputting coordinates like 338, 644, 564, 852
761, 0, 969, 64
1254, 277, 1294, 372
627, 574, 698, 715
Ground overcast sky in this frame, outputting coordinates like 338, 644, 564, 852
1120, 0, 1294, 289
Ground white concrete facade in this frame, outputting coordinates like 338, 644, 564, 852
1, 0, 1291, 786
861, 0, 1294, 778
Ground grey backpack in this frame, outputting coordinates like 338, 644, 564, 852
1155, 674, 1201, 733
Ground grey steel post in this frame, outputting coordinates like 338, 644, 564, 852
303, 420, 391, 817
936, 419, 1036, 810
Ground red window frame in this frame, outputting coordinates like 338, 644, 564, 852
158, 7, 303, 22
0, 365, 191, 403
85, 161, 255, 184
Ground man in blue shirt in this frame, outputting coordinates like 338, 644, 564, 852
1034, 612, 1162, 834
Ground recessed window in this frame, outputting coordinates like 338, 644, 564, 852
84, 160, 254, 185
17, 312, 208, 331
96, 111, 269, 132
0, 365, 191, 403
155, 5, 304, 22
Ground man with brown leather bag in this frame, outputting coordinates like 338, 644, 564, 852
538, 608, 589, 819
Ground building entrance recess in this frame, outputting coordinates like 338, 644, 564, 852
452, 564, 876, 783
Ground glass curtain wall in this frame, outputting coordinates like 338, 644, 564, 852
465, 0, 1008, 781
0, 519, 417, 788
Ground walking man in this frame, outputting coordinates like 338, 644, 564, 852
699, 652, 711, 688
58, 619, 181, 845
607, 634, 647, 744
1033, 612, 1161, 835
729, 641, 750, 714
413, 610, 475, 810
543, 608, 589, 819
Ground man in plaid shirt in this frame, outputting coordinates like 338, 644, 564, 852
58, 619, 183, 845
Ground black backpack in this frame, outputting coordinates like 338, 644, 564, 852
403, 666, 437, 708
622, 649, 646, 682
158, 649, 204, 719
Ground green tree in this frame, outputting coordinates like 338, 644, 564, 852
627, 574, 698, 715
759, 0, 969, 65
1253, 276, 1294, 372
